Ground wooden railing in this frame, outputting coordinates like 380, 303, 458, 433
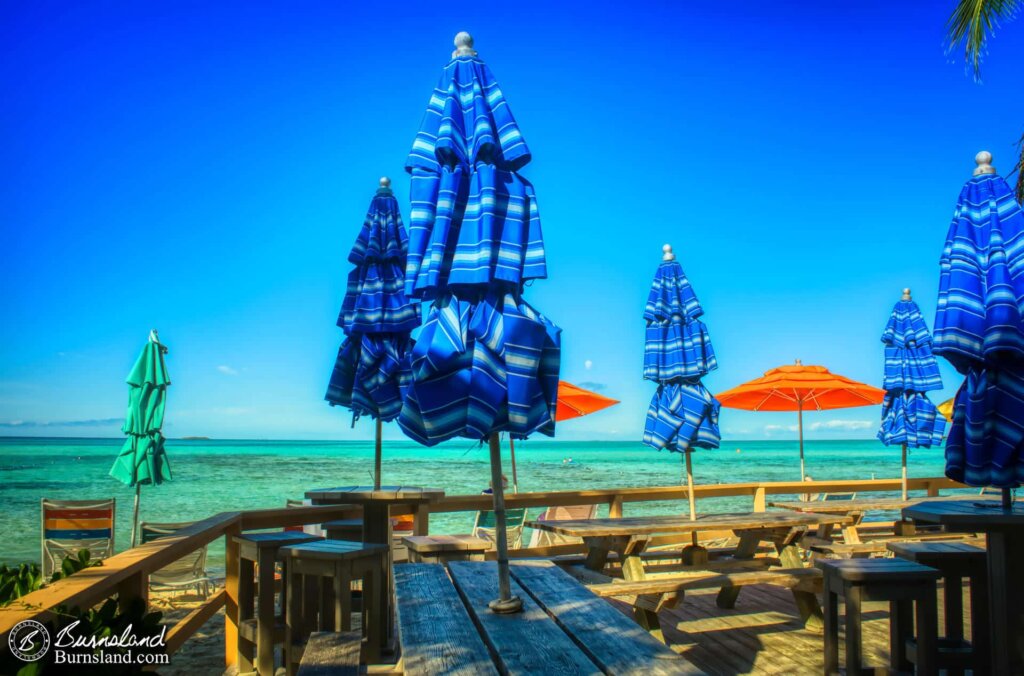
0, 476, 967, 667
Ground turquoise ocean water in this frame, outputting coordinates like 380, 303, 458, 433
0, 437, 965, 573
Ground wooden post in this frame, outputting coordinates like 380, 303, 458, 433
486, 432, 521, 613
609, 496, 623, 519
901, 443, 908, 501
224, 523, 241, 668
753, 486, 767, 513
374, 418, 383, 491
116, 570, 148, 612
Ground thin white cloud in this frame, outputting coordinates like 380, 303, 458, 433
0, 418, 122, 428
808, 420, 874, 432
584, 360, 593, 370
764, 420, 874, 434
217, 365, 239, 376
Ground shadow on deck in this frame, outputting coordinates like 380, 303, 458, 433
605, 582, 969, 675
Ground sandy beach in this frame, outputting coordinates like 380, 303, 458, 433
151, 587, 226, 676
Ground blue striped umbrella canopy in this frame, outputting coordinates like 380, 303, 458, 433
326, 179, 419, 423
397, 35, 560, 446
877, 292, 945, 499
397, 33, 561, 611
642, 246, 720, 523
934, 153, 1024, 488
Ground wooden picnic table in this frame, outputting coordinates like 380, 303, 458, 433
770, 495, 1001, 543
394, 559, 701, 675
769, 497, 926, 543
903, 499, 1024, 675
527, 510, 852, 642
305, 485, 445, 648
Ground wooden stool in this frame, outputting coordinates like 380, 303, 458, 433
234, 531, 322, 676
279, 539, 389, 675
322, 518, 410, 562
820, 558, 941, 675
403, 535, 490, 564
888, 541, 989, 674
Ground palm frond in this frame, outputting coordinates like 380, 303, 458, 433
945, 0, 1022, 79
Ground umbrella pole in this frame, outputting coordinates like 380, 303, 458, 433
901, 443, 908, 501
509, 437, 519, 494
374, 418, 383, 491
487, 432, 522, 613
798, 401, 805, 481
684, 451, 698, 547
131, 484, 140, 548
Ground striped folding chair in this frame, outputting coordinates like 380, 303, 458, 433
41, 498, 115, 579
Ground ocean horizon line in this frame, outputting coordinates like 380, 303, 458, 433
0, 434, 881, 444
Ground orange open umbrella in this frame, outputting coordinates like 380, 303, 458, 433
508, 381, 619, 492
937, 397, 955, 423
716, 361, 886, 479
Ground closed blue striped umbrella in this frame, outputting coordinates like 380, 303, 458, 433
398, 33, 561, 612
326, 177, 420, 488
934, 152, 1024, 490
877, 290, 945, 499
643, 245, 720, 525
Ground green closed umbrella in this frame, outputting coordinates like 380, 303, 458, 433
110, 330, 172, 546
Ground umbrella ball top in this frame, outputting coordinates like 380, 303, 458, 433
406, 37, 531, 174
717, 362, 885, 412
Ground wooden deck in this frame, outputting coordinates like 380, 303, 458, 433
603, 581, 972, 675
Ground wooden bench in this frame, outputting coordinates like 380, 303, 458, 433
811, 534, 982, 559
589, 568, 823, 608
403, 534, 490, 564
296, 631, 360, 676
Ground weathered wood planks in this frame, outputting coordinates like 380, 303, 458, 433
589, 568, 822, 599
296, 631, 361, 676
393, 564, 497, 676
447, 561, 602, 675
509, 560, 704, 675
527, 510, 852, 538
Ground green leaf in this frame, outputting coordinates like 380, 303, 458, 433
945, 0, 1022, 80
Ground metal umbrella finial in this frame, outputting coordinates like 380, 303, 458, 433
379, 176, 391, 188
902, 288, 912, 301
795, 358, 802, 366
453, 32, 477, 58
662, 244, 675, 261
974, 151, 996, 176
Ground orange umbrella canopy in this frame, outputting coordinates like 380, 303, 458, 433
937, 397, 955, 423
716, 363, 885, 411
556, 381, 620, 422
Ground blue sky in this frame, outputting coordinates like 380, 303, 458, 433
2, 1, 1023, 442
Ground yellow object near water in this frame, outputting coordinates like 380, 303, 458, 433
938, 397, 955, 423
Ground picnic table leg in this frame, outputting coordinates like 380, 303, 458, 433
362, 502, 393, 653
842, 512, 864, 544
845, 585, 864, 675
777, 536, 823, 631
582, 536, 628, 572
715, 530, 763, 609
618, 538, 665, 644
